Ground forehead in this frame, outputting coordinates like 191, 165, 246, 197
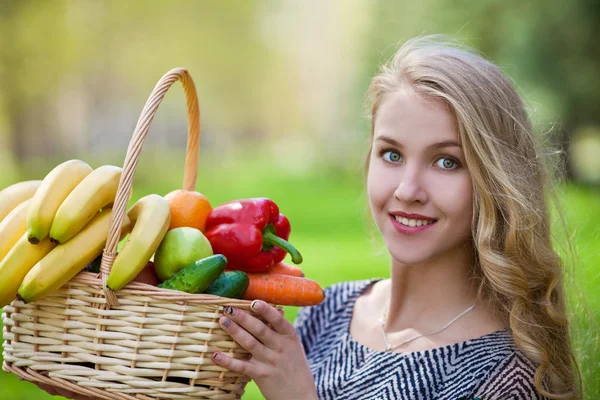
374, 89, 458, 143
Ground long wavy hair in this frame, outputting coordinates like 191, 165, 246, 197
365, 35, 581, 399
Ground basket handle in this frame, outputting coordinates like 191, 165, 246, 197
100, 68, 200, 307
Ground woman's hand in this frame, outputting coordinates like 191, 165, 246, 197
212, 300, 318, 400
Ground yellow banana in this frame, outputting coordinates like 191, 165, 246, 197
49, 165, 123, 244
0, 180, 41, 223
18, 209, 132, 303
27, 159, 93, 244
0, 199, 32, 263
106, 194, 171, 291
0, 235, 55, 307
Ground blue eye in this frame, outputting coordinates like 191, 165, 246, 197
382, 150, 402, 163
435, 157, 459, 170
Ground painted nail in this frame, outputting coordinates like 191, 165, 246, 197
212, 352, 222, 361
221, 317, 232, 328
251, 300, 263, 311
223, 306, 235, 316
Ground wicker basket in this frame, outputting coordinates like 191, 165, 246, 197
2, 68, 263, 399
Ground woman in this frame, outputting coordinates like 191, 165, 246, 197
211, 36, 581, 399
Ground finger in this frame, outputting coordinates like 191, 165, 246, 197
250, 300, 296, 336
211, 351, 257, 379
219, 316, 269, 357
223, 306, 279, 348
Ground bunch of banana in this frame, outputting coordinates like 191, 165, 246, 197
18, 208, 133, 304
0, 180, 41, 223
27, 159, 93, 244
49, 165, 123, 244
0, 199, 31, 263
106, 194, 171, 291
0, 236, 56, 307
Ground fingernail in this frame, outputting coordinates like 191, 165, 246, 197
212, 352, 222, 361
251, 300, 263, 311
221, 317, 231, 328
223, 306, 236, 316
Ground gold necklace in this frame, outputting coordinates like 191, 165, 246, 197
379, 301, 478, 353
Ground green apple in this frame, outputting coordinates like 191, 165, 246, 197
154, 227, 213, 282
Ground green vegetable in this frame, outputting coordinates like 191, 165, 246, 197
158, 254, 227, 293
84, 255, 102, 273
204, 270, 249, 298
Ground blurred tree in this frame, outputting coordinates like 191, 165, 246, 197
0, 0, 74, 161
0, 0, 276, 164
1, 0, 598, 181
513, 0, 600, 178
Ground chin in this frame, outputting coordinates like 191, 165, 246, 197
386, 243, 438, 266
389, 253, 434, 267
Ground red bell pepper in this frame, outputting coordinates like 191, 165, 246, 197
204, 198, 303, 272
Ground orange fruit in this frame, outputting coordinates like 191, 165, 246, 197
164, 189, 212, 232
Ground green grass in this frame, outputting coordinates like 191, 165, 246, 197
1, 150, 598, 399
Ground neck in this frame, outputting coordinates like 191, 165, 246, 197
382, 243, 479, 332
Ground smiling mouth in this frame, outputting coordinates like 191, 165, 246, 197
391, 214, 437, 227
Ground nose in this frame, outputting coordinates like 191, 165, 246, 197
393, 165, 428, 204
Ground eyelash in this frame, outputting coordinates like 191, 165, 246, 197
377, 148, 462, 170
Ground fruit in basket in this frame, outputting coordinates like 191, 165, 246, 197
18, 208, 132, 303
106, 194, 171, 291
204, 270, 249, 298
159, 254, 227, 293
0, 236, 56, 307
49, 165, 123, 244
165, 189, 212, 232
27, 159, 93, 244
0, 180, 41, 223
153, 227, 213, 281
0, 199, 31, 263
133, 261, 161, 286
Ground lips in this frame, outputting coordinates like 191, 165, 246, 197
388, 213, 437, 234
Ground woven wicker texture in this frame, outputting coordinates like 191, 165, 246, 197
2, 68, 259, 399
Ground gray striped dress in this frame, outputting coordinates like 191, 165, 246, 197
293, 279, 547, 400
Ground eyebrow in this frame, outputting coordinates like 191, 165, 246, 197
375, 135, 462, 150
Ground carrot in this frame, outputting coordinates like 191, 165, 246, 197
267, 262, 305, 277
243, 273, 325, 306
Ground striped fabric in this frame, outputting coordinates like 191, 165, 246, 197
294, 279, 547, 400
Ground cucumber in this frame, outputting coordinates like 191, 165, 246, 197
84, 255, 102, 273
204, 270, 249, 298
158, 254, 227, 294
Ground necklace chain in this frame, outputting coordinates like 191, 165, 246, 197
379, 300, 478, 353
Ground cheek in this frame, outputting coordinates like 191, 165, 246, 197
438, 174, 473, 220
366, 170, 380, 211
366, 164, 393, 209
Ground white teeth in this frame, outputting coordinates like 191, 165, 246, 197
394, 215, 434, 227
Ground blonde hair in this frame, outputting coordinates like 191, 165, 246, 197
366, 35, 581, 399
